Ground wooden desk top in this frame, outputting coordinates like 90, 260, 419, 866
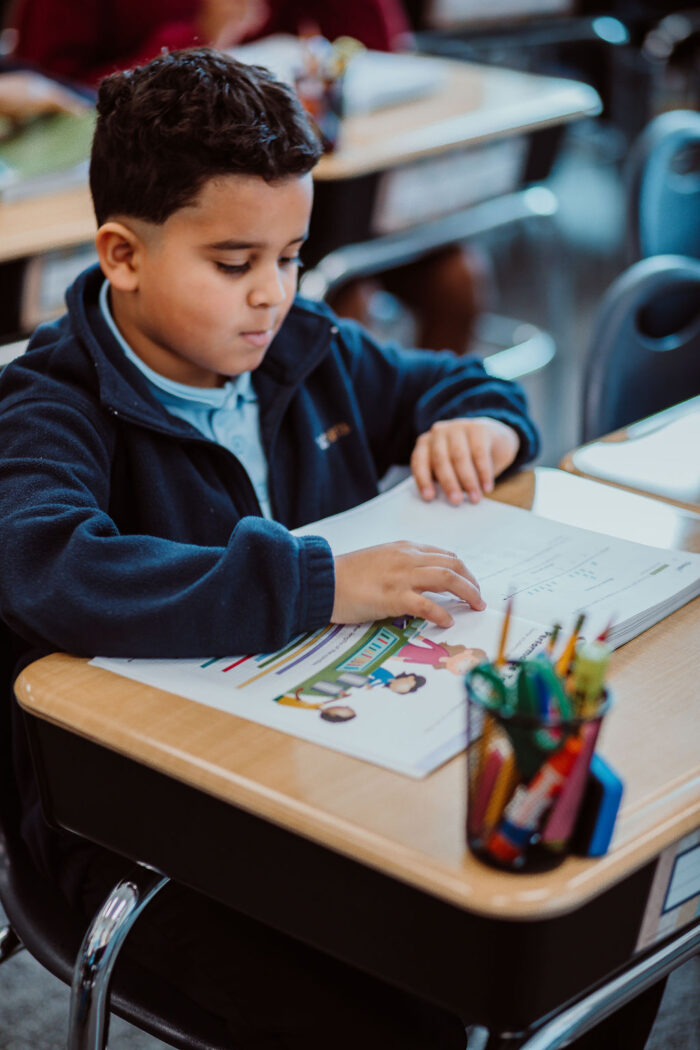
560, 398, 700, 513
0, 185, 96, 264
0, 60, 599, 262
316, 59, 600, 180
15, 469, 699, 922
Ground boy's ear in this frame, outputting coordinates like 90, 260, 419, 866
95, 222, 144, 292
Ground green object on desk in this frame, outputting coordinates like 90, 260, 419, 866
468, 659, 574, 780
0, 110, 95, 192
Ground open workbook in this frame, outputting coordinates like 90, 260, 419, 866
92, 478, 700, 777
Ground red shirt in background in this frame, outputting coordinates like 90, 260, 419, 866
11, 0, 410, 87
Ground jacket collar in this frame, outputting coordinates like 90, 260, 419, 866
66, 265, 336, 432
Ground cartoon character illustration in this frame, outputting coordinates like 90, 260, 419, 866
397, 636, 488, 676
275, 689, 356, 723
365, 668, 426, 693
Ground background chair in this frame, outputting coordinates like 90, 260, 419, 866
300, 187, 559, 454
581, 253, 700, 442
626, 108, 700, 261
0, 625, 231, 1049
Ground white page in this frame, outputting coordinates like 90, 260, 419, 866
573, 413, 700, 506
295, 478, 700, 644
93, 606, 547, 777
92, 478, 700, 776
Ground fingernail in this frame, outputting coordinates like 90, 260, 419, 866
450, 491, 463, 504
422, 487, 433, 500
484, 481, 494, 493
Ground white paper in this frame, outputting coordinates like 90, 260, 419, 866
93, 605, 546, 778
93, 479, 700, 776
573, 412, 700, 506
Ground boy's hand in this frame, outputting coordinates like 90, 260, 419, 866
411, 417, 520, 505
331, 541, 486, 629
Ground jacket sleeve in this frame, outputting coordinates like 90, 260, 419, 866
333, 318, 541, 478
0, 395, 334, 659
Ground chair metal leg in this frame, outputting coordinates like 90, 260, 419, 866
514, 922, 700, 1050
0, 923, 23, 962
67, 865, 169, 1050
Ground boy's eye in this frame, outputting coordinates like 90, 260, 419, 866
280, 256, 302, 268
216, 261, 249, 275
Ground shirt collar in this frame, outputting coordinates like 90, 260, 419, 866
98, 278, 256, 408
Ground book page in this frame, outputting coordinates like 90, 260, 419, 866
93, 606, 546, 778
92, 478, 700, 775
295, 479, 700, 645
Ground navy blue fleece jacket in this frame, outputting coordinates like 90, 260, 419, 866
0, 264, 538, 887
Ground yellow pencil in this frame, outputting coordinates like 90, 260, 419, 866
546, 622, 562, 661
554, 612, 586, 679
482, 747, 518, 834
495, 594, 514, 668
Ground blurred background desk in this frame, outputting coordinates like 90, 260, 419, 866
14, 468, 700, 1046
305, 55, 599, 262
559, 396, 700, 512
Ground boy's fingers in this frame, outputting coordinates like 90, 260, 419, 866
412, 566, 486, 610
429, 431, 465, 505
405, 593, 457, 629
462, 429, 494, 496
447, 429, 482, 503
411, 550, 482, 593
410, 440, 436, 500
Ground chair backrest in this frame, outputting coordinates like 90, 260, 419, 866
582, 254, 700, 443
627, 109, 700, 261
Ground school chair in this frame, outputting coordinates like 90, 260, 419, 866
626, 108, 700, 262
300, 186, 557, 384
581, 253, 700, 443
0, 635, 231, 1049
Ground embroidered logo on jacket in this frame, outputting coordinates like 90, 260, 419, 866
315, 422, 352, 450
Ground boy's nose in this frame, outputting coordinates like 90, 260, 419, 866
248, 264, 287, 308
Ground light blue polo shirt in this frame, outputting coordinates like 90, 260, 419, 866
99, 280, 271, 518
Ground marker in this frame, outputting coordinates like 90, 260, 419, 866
571, 639, 611, 716
485, 735, 583, 865
495, 594, 514, 668
554, 612, 586, 679
542, 721, 600, 850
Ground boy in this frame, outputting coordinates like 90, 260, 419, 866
0, 49, 538, 1047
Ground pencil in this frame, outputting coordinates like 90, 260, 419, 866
546, 622, 562, 661
495, 594, 514, 668
554, 612, 586, 679
596, 616, 614, 643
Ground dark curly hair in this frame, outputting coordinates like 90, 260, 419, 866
90, 47, 322, 225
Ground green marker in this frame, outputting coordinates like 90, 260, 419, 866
571, 640, 611, 715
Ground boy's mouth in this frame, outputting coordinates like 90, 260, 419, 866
240, 328, 274, 348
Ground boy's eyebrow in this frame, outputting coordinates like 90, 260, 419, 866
206, 234, 308, 250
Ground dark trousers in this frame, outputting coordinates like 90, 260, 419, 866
77, 849, 664, 1050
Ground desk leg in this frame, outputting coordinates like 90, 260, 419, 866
67, 864, 168, 1050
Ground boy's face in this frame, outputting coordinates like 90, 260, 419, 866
117, 173, 314, 387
